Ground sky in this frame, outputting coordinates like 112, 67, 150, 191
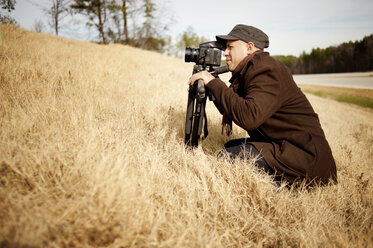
4, 0, 373, 56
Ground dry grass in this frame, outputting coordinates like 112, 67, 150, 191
0, 24, 372, 247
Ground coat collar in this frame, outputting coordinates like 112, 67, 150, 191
229, 50, 264, 83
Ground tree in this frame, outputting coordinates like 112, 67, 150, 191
291, 34, 373, 74
105, 0, 140, 43
69, 0, 173, 51
71, 0, 109, 43
31, 0, 71, 36
131, 0, 170, 52
273, 55, 297, 70
172, 26, 208, 58
0, 0, 17, 24
1, 0, 16, 12
120, 0, 129, 43
33, 19, 45, 32
0, 14, 17, 24
46, 0, 71, 35
141, 0, 158, 49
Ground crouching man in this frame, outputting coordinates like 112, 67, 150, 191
188, 24, 337, 185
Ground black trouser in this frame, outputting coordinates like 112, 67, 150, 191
218, 138, 276, 175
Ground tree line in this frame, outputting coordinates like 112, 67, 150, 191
2, 1, 372, 73
1, 0, 206, 56
274, 34, 373, 74
1, 0, 176, 53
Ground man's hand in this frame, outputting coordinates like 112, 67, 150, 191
187, 71, 215, 86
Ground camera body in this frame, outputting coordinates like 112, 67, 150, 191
185, 41, 225, 67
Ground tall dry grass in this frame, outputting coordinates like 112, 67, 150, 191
0, 24, 372, 247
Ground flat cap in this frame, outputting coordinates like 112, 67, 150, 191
216, 24, 269, 49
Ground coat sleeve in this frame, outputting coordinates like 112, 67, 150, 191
206, 64, 282, 131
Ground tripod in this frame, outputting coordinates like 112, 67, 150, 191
184, 65, 228, 147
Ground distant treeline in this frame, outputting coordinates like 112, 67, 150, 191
2, 1, 373, 71
274, 34, 373, 74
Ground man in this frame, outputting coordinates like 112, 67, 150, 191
188, 24, 337, 185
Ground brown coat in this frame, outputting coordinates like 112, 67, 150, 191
207, 51, 337, 184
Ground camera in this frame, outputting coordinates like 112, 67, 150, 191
185, 41, 225, 67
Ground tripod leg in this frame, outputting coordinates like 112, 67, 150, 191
191, 81, 207, 147
185, 85, 195, 146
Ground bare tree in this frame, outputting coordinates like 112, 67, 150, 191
30, 0, 71, 36
47, 0, 71, 35
33, 19, 45, 32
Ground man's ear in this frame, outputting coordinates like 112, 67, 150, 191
246, 42, 254, 54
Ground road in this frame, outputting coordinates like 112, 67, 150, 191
293, 71, 373, 89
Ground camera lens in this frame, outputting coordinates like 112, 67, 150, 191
185, 47, 199, 63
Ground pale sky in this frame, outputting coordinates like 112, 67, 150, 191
4, 0, 373, 56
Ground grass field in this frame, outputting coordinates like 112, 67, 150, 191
0, 24, 372, 247
299, 84, 373, 109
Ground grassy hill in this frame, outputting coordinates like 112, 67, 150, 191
0, 24, 372, 247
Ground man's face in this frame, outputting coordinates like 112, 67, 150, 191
223, 40, 250, 71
